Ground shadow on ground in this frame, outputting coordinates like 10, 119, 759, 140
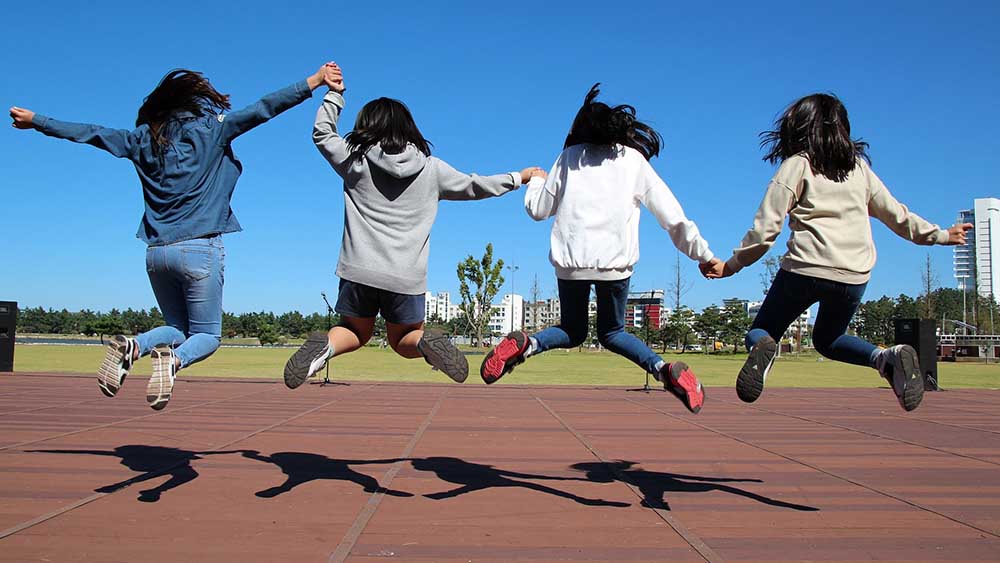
28, 447, 816, 511
571, 460, 818, 511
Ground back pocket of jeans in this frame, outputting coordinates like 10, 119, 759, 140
181, 249, 213, 282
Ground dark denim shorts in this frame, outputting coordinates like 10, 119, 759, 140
335, 279, 426, 325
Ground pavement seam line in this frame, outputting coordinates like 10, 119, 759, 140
712, 395, 1000, 467
787, 393, 1000, 437
0, 386, 277, 451
328, 389, 448, 563
0, 384, 378, 540
621, 394, 1000, 540
535, 395, 723, 563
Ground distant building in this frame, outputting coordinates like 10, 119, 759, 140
626, 289, 665, 329
424, 291, 457, 322
954, 198, 1000, 302
489, 294, 524, 335
525, 298, 561, 332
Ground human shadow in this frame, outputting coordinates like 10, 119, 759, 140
241, 450, 413, 498
28, 445, 244, 502
412, 456, 629, 507
570, 460, 818, 511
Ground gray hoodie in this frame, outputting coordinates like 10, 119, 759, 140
314, 91, 520, 295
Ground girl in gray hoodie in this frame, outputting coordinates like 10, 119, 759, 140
283, 63, 542, 387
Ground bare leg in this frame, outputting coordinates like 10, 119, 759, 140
386, 321, 425, 359
329, 316, 376, 356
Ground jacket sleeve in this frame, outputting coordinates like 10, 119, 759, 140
31, 114, 136, 159
638, 159, 713, 263
725, 159, 802, 273
866, 165, 948, 245
220, 80, 313, 142
435, 159, 519, 201
313, 90, 354, 176
524, 157, 561, 220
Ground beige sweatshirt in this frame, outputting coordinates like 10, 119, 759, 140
725, 155, 948, 284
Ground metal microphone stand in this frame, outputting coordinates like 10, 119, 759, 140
312, 292, 340, 387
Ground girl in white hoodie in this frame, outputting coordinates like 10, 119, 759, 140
480, 84, 718, 414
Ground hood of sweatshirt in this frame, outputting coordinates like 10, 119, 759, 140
364, 143, 428, 179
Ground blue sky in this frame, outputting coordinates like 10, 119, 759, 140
3, 1, 997, 315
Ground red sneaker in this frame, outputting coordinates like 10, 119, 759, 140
480, 331, 530, 384
660, 361, 705, 414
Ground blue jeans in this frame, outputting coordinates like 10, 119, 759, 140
532, 278, 662, 374
747, 269, 876, 366
135, 236, 224, 368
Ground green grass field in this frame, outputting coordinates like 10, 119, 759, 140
10, 343, 1000, 388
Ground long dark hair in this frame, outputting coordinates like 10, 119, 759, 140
563, 83, 662, 160
345, 97, 432, 159
760, 93, 870, 182
136, 70, 231, 154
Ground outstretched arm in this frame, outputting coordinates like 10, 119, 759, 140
220, 64, 328, 142
313, 63, 353, 176
638, 160, 713, 264
867, 169, 952, 245
435, 159, 528, 201
724, 177, 796, 276
12, 106, 136, 159
524, 161, 558, 220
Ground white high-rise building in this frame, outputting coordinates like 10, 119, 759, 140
489, 294, 524, 335
954, 198, 1000, 302
424, 291, 457, 322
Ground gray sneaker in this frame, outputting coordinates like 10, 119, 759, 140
736, 336, 777, 403
417, 329, 468, 383
147, 346, 178, 411
98, 335, 136, 397
876, 345, 924, 412
284, 332, 332, 389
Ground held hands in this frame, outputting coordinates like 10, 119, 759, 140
323, 62, 345, 94
946, 223, 973, 245
699, 257, 734, 279
9, 106, 35, 129
519, 167, 546, 184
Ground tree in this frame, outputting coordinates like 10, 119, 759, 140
87, 314, 127, 344
693, 306, 724, 351
760, 256, 781, 297
721, 302, 751, 352
920, 253, 938, 320
667, 252, 693, 313
457, 243, 505, 346
663, 307, 695, 352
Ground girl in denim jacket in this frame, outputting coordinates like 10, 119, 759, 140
10, 64, 330, 409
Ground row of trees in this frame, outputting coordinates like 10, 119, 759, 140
16, 306, 339, 345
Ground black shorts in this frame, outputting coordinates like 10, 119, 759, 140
335, 279, 426, 325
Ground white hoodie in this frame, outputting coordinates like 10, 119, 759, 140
525, 143, 713, 280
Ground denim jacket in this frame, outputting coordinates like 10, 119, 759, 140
32, 80, 313, 246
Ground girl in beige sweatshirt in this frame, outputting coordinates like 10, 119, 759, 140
705, 93, 970, 412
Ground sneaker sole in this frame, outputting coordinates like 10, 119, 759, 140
480, 331, 529, 384
667, 361, 705, 414
418, 331, 469, 383
737, 336, 776, 403
284, 332, 331, 389
146, 347, 175, 411
97, 336, 130, 398
892, 345, 924, 412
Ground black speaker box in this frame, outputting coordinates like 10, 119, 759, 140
893, 318, 938, 391
0, 302, 16, 372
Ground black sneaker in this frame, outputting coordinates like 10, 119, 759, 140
417, 329, 468, 383
98, 335, 136, 397
480, 331, 529, 384
876, 344, 924, 412
284, 332, 332, 389
736, 335, 776, 403
147, 346, 177, 411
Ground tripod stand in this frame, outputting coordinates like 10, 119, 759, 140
310, 292, 345, 387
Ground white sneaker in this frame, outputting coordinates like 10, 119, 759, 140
147, 346, 178, 411
98, 335, 136, 397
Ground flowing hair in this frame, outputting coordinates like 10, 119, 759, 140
563, 83, 662, 160
136, 70, 231, 154
345, 97, 432, 159
760, 93, 870, 182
